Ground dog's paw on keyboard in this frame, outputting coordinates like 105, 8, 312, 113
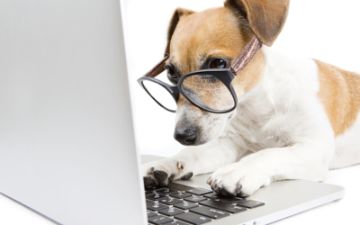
207, 163, 272, 196
143, 159, 193, 189
144, 170, 175, 188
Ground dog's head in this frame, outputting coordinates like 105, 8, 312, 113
165, 0, 289, 145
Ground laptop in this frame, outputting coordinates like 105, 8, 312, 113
0, 0, 344, 225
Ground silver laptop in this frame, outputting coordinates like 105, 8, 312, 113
0, 0, 344, 225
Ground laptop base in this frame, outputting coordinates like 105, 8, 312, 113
143, 155, 344, 225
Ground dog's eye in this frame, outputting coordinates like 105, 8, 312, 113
166, 64, 179, 83
208, 58, 228, 69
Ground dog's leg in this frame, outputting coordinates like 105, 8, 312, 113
208, 141, 335, 196
143, 137, 246, 188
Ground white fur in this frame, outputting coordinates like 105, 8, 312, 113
331, 112, 360, 169
175, 102, 231, 145
143, 47, 357, 195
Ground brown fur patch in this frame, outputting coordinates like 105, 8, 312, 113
169, 7, 251, 73
165, 8, 194, 56
169, 7, 265, 106
316, 60, 360, 136
225, 0, 289, 46
234, 50, 264, 93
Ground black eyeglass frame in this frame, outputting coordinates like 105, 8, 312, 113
138, 68, 238, 114
137, 37, 262, 114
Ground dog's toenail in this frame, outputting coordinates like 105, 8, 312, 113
237, 192, 250, 198
211, 183, 219, 192
180, 172, 193, 181
235, 184, 243, 194
219, 188, 235, 197
149, 167, 155, 173
144, 176, 157, 189
153, 171, 169, 187
169, 174, 175, 183
176, 161, 184, 171
154, 170, 168, 181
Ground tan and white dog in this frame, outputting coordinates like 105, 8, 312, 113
143, 0, 360, 196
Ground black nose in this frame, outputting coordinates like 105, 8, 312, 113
174, 126, 198, 145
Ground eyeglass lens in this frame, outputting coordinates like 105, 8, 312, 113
141, 79, 177, 111
181, 74, 235, 111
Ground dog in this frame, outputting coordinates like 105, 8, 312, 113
142, 0, 360, 196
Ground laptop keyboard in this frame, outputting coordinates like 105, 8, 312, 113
146, 183, 264, 225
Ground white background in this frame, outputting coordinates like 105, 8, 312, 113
1, 0, 360, 224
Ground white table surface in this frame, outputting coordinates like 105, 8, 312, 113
0, 165, 359, 225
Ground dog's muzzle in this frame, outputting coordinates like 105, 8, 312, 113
174, 126, 198, 145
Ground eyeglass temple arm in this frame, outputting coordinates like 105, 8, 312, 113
230, 37, 262, 75
145, 37, 261, 78
145, 56, 168, 78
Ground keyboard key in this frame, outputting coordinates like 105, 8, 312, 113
158, 196, 183, 205
148, 215, 174, 225
148, 210, 158, 218
236, 199, 265, 208
203, 192, 218, 199
147, 193, 166, 200
155, 188, 171, 194
147, 200, 169, 211
164, 221, 191, 225
190, 206, 230, 219
159, 207, 185, 216
170, 191, 192, 199
186, 188, 212, 196
204, 192, 237, 200
174, 200, 198, 210
184, 195, 206, 203
175, 212, 211, 225
200, 199, 246, 214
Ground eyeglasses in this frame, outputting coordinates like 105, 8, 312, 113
138, 37, 262, 114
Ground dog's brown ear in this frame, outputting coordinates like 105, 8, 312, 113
225, 0, 289, 46
164, 8, 194, 56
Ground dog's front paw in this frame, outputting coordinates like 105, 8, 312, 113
207, 163, 271, 196
143, 159, 193, 189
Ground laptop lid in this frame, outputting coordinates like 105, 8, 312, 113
0, 0, 146, 224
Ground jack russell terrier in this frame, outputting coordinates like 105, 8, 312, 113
139, 0, 360, 196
